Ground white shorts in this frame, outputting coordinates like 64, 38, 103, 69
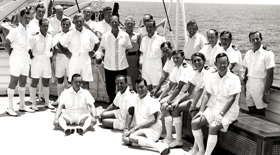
61, 112, 91, 125
113, 109, 125, 130
31, 56, 51, 79
68, 54, 93, 82
138, 122, 162, 142
9, 51, 30, 77
142, 59, 162, 85
56, 53, 69, 78
246, 77, 267, 109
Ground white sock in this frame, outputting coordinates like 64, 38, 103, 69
30, 87, 37, 105
205, 135, 218, 155
43, 86, 49, 105
7, 88, 15, 110
138, 137, 162, 152
164, 116, 173, 140
192, 129, 205, 153
58, 116, 68, 131
18, 87, 26, 107
174, 117, 182, 142
82, 117, 92, 132
57, 83, 64, 97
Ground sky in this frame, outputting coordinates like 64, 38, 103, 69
113, 0, 280, 5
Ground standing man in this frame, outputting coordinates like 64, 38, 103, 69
4, 8, 34, 116
184, 20, 207, 61
57, 14, 100, 90
53, 74, 97, 136
48, 5, 67, 36
97, 6, 112, 35
124, 15, 141, 90
29, 4, 53, 34
140, 19, 166, 91
83, 6, 99, 32
122, 78, 170, 155
243, 31, 275, 116
138, 14, 166, 37
95, 15, 132, 103
29, 18, 54, 111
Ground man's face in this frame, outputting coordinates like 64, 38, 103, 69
161, 45, 172, 58
72, 77, 82, 90
36, 8, 45, 20
249, 33, 262, 48
110, 16, 119, 29
187, 24, 198, 37
20, 13, 31, 26
172, 53, 184, 66
40, 20, 49, 34
143, 15, 150, 26
207, 30, 218, 46
215, 56, 229, 73
61, 20, 71, 32
136, 81, 147, 96
125, 21, 135, 32
103, 8, 112, 19
83, 8, 92, 21
192, 56, 204, 71
116, 77, 127, 92
220, 33, 232, 48
146, 22, 155, 35
55, 8, 63, 20
74, 16, 84, 29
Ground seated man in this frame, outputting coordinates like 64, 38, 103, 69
100, 75, 137, 130
191, 53, 241, 155
53, 74, 97, 136
122, 78, 170, 155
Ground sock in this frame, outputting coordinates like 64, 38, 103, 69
57, 83, 64, 97
18, 87, 26, 107
138, 137, 162, 152
7, 88, 15, 110
174, 117, 182, 142
164, 116, 173, 140
192, 129, 205, 153
205, 135, 218, 155
43, 86, 49, 105
30, 87, 37, 105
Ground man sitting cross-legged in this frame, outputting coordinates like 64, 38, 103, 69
53, 74, 97, 136
99, 75, 137, 130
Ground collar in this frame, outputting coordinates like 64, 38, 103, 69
178, 60, 188, 68
18, 22, 25, 29
38, 31, 50, 38
188, 32, 198, 39
148, 32, 158, 38
73, 28, 84, 33
215, 69, 231, 79
253, 45, 263, 53
109, 28, 124, 39
140, 91, 150, 101
213, 41, 220, 48
69, 86, 84, 94
223, 43, 233, 51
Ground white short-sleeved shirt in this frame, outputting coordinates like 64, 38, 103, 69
140, 33, 166, 61
184, 33, 207, 59
96, 19, 111, 35
85, 19, 99, 31
60, 28, 99, 54
28, 18, 54, 35
138, 26, 147, 37
29, 32, 53, 57
59, 87, 95, 114
199, 42, 222, 68
48, 15, 72, 36
205, 71, 241, 115
113, 87, 137, 121
100, 29, 132, 70
134, 92, 161, 130
243, 45, 275, 79
6, 23, 30, 53
52, 31, 66, 47
163, 57, 175, 74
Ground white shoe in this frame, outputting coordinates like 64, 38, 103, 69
30, 105, 39, 111
159, 141, 170, 155
195, 151, 205, 155
6, 108, 18, 116
162, 138, 174, 144
168, 140, 183, 148
187, 147, 198, 155
45, 104, 55, 110
19, 106, 35, 113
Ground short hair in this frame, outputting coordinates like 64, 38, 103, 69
249, 31, 263, 40
135, 78, 147, 87
171, 49, 185, 57
207, 29, 218, 37
215, 53, 229, 63
61, 17, 71, 25
220, 31, 232, 40
110, 15, 119, 21
191, 52, 206, 63
101, 6, 112, 12
35, 4, 45, 11
115, 75, 127, 83
71, 74, 82, 82
187, 20, 198, 29
73, 13, 84, 22
124, 15, 135, 24
143, 14, 153, 19
20, 8, 31, 17
39, 18, 49, 26
146, 19, 156, 27
160, 42, 172, 49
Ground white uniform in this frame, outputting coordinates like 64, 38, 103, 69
28, 18, 54, 35
96, 19, 111, 35
243, 45, 275, 109
184, 33, 207, 60
199, 42, 222, 68
140, 33, 166, 85
203, 71, 241, 132
48, 15, 73, 36
134, 92, 162, 141
60, 28, 99, 82
6, 23, 31, 76
29, 32, 53, 79
59, 87, 94, 124
85, 19, 99, 32
137, 26, 147, 37
113, 87, 137, 130
53, 31, 69, 78
163, 57, 175, 78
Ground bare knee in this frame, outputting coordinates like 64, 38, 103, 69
192, 119, 203, 130
9, 76, 19, 89
18, 75, 27, 87
57, 77, 64, 84
209, 123, 220, 135
129, 133, 138, 143
122, 137, 132, 145
42, 78, 50, 87
31, 79, 39, 88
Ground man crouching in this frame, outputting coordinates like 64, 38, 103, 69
122, 78, 170, 155
53, 74, 97, 136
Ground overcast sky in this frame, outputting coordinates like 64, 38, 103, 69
113, 0, 280, 5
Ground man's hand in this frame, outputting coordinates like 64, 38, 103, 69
193, 111, 203, 120
91, 117, 97, 126
122, 128, 129, 137
89, 51, 95, 57
53, 118, 59, 127
262, 94, 269, 104
65, 51, 72, 59
189, 104, 199, 117
171, 101, 179, 111
28, 50, 34, 59
123, 128, 135, 137
214, 113, 223, 126
150, 88, 159, 97
161, 102, 169, 111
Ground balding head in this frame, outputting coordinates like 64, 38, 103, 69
54, 5, 63, 20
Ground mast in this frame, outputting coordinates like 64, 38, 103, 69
175, 0, 179, 50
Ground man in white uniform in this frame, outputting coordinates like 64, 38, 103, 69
191, 53, 241, 155
4, 8, 34, 116
140, 19, 166, 91
99, 75, 137, 130
48, 5, 70, 36
97, 6, 112, 35
122, 78, 170, 155
53, 74, 97, 135
29, 19, 55, 111
83, 6, 99, 32
243, 31, 275, 116
57, 14, 100, 90
138, 14, 166, 37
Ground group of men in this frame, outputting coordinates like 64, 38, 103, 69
3, 3, 275, 155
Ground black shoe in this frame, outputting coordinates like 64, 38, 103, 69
64, 128, 75, 136
76, 128, 84, 135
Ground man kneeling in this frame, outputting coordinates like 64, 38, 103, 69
122, 78, 170, 155
53, 74, 97, 136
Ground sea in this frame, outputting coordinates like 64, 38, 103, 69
116, 1, 280, 87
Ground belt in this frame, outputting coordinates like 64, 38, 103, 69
127, 51, 137, 56
71, 52, 89, 57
